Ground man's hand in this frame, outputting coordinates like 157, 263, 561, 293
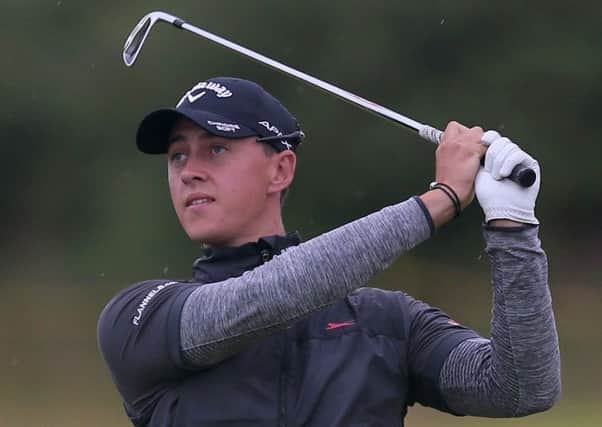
435, 122, 487, 209
420, 121, 486, 228
476, 131, 541, 225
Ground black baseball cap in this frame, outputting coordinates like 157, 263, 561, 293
136, 77, 304, 154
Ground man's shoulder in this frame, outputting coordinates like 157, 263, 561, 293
97, 279, 197, 362
97, 279, 197, 403
112, 278, 183, 299
100, 279, 180, 314
97, 279, 194, 332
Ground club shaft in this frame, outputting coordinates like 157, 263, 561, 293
171, 19, 439, 142
126, 12, 535, 187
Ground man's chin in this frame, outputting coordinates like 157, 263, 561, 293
185, 228, 233, 247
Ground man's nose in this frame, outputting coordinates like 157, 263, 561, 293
181, 159, 209, 184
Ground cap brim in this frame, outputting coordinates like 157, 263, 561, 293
136, 107, 258, 154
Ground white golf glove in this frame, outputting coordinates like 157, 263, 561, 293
475, 130, 541, 224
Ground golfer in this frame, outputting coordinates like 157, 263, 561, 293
98, 77, 560, 426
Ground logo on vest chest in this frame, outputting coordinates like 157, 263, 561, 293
325, 320, 356, 330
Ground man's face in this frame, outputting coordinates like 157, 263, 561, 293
167, 117, 290, 246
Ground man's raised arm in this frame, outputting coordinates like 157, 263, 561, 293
439, 130, 561, 416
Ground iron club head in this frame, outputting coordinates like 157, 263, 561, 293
123, 11, 181, 67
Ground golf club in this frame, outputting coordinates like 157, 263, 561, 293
123, 10, 536, 187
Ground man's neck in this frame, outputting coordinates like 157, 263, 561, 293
204, 206, 286, 248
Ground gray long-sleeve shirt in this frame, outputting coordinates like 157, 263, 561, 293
179, 197, 561, 416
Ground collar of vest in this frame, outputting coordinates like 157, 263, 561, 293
191, 232, 301, 283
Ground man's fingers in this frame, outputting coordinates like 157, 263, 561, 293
484, 137, 505, 174
491, 139, 518, 179
499, 150, 539, 179
498, 150, 527, 179
484, 135, 538, 181
442, 121, 469, 142
481, 130, 501, 147
468, 126, 486, 156
469, 126, 484, 138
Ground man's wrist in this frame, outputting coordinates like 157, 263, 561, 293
419, 189, 457, 229
428, 182, 462, 217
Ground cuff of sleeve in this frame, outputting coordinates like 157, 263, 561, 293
167, 285, 199, 370
483, 223, 537, 232
482, 223, 541, 250
412, 195, 435, 237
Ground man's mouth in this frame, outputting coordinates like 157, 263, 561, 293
185, 194, 216, 207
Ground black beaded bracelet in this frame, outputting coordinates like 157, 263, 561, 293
428, 181, 462, 217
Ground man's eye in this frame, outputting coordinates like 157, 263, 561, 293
170, 152, 187, 163
211, 144, 227, 155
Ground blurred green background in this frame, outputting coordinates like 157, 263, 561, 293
1, 1, 600, 426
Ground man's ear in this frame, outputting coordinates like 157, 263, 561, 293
267, 150, 296, 195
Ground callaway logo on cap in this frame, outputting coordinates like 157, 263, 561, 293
136, 77, 304, 154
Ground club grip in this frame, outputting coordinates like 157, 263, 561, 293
509, 164, 537, 187
419, 125, 536, 188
